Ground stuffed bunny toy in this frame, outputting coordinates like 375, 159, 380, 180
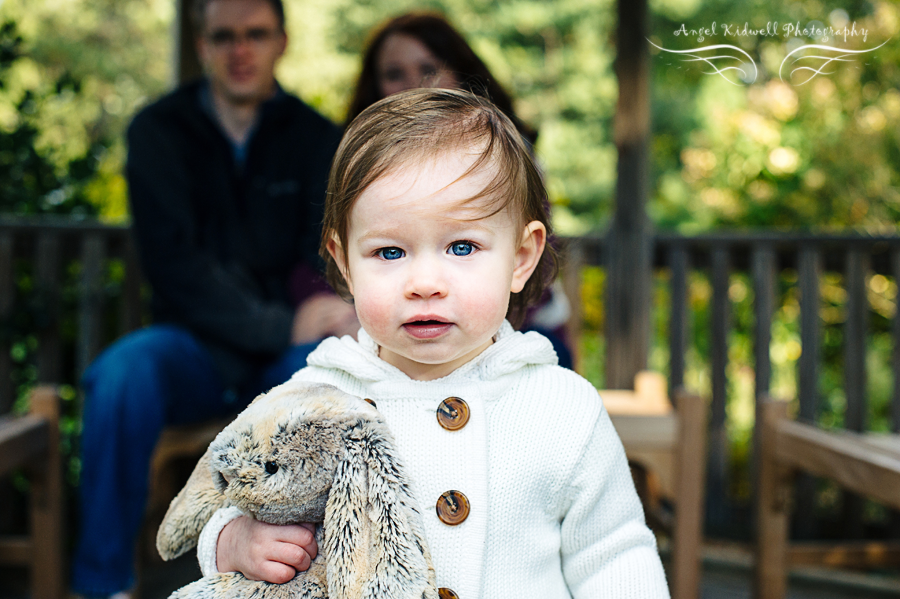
156, 381, 438, 599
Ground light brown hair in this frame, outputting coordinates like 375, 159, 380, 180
321, 87, 557, 328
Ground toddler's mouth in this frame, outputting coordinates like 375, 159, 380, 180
403, 319, 453, 339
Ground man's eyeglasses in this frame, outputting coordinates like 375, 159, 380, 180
205, 27, 281, 49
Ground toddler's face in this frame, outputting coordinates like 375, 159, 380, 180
328, 150, 545, 381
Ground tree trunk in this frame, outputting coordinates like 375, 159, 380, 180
175, 0, 202, 85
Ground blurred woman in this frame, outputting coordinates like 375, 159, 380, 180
346, 12, 572, 369
346, 12, 537, 145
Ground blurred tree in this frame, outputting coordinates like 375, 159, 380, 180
0, 20, 99, 215
650, 0, 900, 233
3, 0, 899, 232
0, 0, 173, 220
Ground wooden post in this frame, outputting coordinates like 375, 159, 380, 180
752, 245, 776, 535
0, 232, 13, 534
78, 235, 106, 383
795, 245, 821, 539
175, 0, 202, 84
842, 248, 869, 539
752, 246, 775, 407
797, 246, 822, 424
755, 398, 791, 599
668, 245, 689, 402
708, 245, 730, 530
605, 0, 652, 389
0, 232, 13, 414
35, 232, 61, 384
28, 386, 64, 599
671, 390, 707, 599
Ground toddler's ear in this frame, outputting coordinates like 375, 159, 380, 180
326, 234, 354, 295
511, 221, 546, 293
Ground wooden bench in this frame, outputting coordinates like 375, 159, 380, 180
142, 417, 233, 561
0, 386, 64, 599
0, 219, 237, 574
600, 371, 708, 599
755, 398, 900, 599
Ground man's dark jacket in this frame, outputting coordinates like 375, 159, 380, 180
126, 80, 342, 388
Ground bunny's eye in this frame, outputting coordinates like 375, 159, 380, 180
264, 461, 279, 475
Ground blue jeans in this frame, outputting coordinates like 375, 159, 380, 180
70, 324, 318, 596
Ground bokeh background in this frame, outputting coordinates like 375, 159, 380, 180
2, 0, 900, 545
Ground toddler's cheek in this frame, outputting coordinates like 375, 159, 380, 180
353, 294, 394, 339
460, 288, 510, 330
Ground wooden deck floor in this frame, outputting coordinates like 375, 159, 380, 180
136, 542, 900, 599
134, 549, 900, 599
2, 545, 898, 599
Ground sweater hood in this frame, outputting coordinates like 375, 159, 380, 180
306, 320, 558, 383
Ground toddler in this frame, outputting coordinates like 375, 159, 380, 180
197, 88, 670, 598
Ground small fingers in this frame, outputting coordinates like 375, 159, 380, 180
252, 560, 297, 584
280, 524, 318, 560
276, 542, 313, 572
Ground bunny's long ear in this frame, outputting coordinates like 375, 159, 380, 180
156, 447, 225, 560
324, 418, 438, 599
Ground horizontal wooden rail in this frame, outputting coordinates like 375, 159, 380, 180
0, 218, 897, 552
0, 415, 48, 475
565, 232, 900, 275
756, 399, 900, 599
789, 541, 900, 569
609, 414, 678, 448
0, 536, 31, 565
565, 230, 900, 541
772, 419, 900, 510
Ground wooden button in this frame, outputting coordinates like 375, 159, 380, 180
438, 589, 459, 599
436, 490, 469, 525
436, 397, 469, 431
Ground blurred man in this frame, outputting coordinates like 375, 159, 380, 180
71, 1, 354, 596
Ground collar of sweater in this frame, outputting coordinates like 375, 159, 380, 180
306, 320, 558, 384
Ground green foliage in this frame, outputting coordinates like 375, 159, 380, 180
0, 21, 100, 215
9, 0, 899, 235
650, 0, 900, 232
0, 0, 173, 220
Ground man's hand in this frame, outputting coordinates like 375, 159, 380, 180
217, 516, 318, 583
291, 293, 359, 344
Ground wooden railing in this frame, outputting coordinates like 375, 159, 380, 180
564, 232, 900, 540
0, 217, 143, 417
2, 217, 899, 544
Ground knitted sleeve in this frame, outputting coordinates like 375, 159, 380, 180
197, 505, 244, 576
559, 406, 671, 598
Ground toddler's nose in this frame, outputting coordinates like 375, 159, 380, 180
405, 257, 448, 299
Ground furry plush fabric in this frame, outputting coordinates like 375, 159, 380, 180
157, 382, 437, 599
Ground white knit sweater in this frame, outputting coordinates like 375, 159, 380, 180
198, 322, 670, 599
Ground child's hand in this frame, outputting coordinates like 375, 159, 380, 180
217, 515, 318, 583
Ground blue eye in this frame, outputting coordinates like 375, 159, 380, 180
449, 242, 474, 256
377, 247, 404, 260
